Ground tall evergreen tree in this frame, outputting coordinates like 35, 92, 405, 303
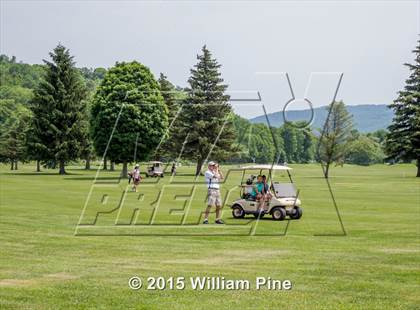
317, 101, 354, 178
385, 40, 420, 177
29, 44, 88, 174
177, 46, 237, 175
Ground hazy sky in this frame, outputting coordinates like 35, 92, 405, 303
1, 0, 419, 118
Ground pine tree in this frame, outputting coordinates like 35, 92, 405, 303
177, 45, 237, 175
385, 40, 420, 177
317, 101, 354, 178
29, 44, 88, 174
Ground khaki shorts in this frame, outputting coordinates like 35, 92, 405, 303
207, 189, 222, 207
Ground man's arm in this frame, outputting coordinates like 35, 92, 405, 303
216, 165, 224, 180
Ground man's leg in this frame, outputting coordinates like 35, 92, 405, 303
204, 189, 215, 223
215, 191, 224, 224
204, 205, 212, 220
215, 205, 221, 220
215, 205, 224, 224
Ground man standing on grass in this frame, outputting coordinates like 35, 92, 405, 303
203, 161, 224, 224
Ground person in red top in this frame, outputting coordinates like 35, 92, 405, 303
128, 164, 141, 192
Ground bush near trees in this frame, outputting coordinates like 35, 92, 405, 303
345, 135, 384, 165
90, 61, 168, 177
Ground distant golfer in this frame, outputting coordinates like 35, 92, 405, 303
129, 164, 141, 192
203, 161, 224, 224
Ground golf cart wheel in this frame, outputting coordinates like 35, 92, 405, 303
253, 213, 265, 219
290, 206, 303, 219
161, 174, 164, 178
271, 207, 286, 221
232, 205, 245, 218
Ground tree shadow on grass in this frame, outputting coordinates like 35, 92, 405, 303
3, 172, 80, 176
65, 176, 122, 181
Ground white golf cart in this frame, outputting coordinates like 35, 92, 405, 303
146, 161, 164, 178
230, 164, 302, 221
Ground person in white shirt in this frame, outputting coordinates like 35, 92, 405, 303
203, 161, 224, 224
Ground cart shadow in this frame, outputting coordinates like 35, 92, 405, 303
227, 216, 287, 222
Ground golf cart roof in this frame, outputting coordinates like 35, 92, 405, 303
241, 164, 292, 171
148, 161, 163, 164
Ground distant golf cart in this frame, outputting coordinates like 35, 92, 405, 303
231, 164, 302, 221
146, 161, 164, 178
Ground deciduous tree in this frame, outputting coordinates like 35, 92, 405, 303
317, 101, 354, 177
90, 61, 168, 177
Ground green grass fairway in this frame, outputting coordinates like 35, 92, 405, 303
1, 163, 419, 309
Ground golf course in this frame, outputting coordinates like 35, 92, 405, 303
1, 0, 419, 308
1, 162, 419, 309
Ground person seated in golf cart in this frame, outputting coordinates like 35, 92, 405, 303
256, 175, 273, 212
262, 175, 273, 200
251, 175, 266, 212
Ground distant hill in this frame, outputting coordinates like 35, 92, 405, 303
249, 104, 393, 133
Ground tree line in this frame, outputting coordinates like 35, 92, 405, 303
0, 40, 418, 176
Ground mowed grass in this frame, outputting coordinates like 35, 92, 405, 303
0, 163, 419, 309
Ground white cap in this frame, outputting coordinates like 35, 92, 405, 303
208, 161, 216, 166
